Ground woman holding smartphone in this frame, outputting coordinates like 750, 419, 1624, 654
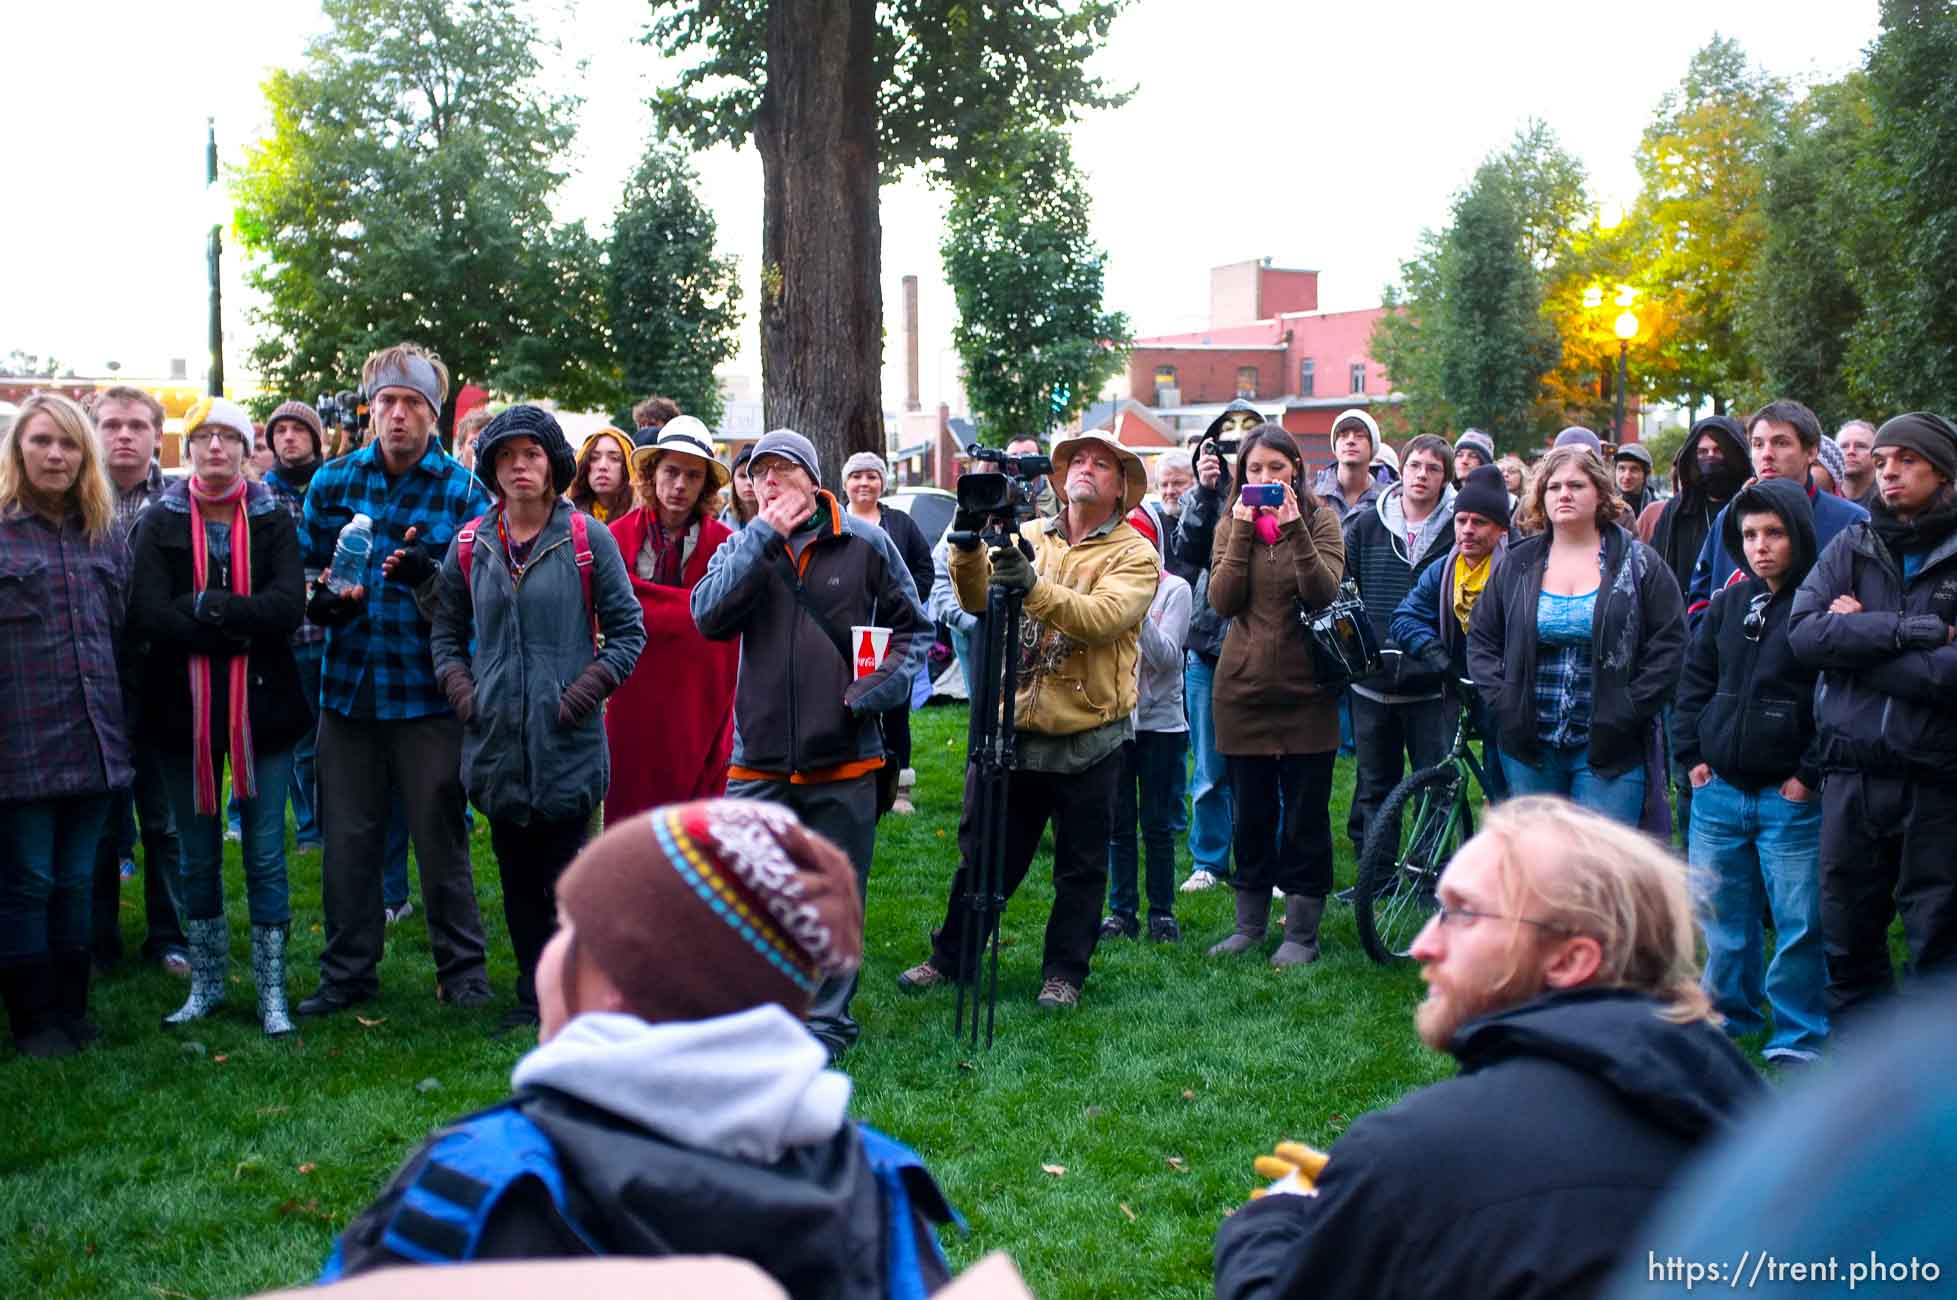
1205, 425, 1346, 967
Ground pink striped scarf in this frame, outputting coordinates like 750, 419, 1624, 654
188, 476, 255, 816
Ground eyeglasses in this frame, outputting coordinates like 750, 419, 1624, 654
186, 429, 246, 448
1742, 590, 1773, 642
1433, 902, 1576, 935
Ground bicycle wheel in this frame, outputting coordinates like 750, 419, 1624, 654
1354, 763, 1474, 964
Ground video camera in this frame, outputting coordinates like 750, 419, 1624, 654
315, 389, 368, 440
948, 442, 1053, 548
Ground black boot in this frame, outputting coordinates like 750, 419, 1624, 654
52, 949, 100, 1046
2, 960, 79, 1059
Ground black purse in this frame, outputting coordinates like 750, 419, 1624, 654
1297, 579, 1381, 689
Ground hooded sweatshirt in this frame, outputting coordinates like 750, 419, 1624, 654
1312, 408, 1388, 521
1673, 478, 1824, 792
1639, 416, 1748, 598
325, 1008, 953, 1296
1171, 398, 1264, 660
1344, 482, 1456, 701
1687, 467, 1868, 622
1214, 989, 1762, 1300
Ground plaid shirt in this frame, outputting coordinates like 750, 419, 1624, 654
302, 439, 490, 719
111, 460, 168, 544
0, 509, 133, 800
264, 464, 326, 648
1532, 587, 1597, 750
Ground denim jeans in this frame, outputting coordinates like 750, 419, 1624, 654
1, 794, 111, 963
93, 734, 187, 962
382, 798, 412, 911
290, 643, 324, 844
1108, 731, 1187, 921
1688, 774, 1827, 1058
1499, 746, 1646, 827
160, 750, 296, 927
1184, 654, 1233, 878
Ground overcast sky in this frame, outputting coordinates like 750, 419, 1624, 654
4, 0, 1878, 413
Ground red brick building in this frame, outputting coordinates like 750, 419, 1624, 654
1120, 259, 1399, 469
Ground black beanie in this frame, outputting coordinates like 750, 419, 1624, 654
1873, 412, 1957, 485
1454, 464, 1512, 530
475, 405, 578, 495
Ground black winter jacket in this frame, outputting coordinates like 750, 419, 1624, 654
1674, 479, 1824, 792
328, 1087, 954, 1297
1213, 989, 1763, 1300
125, 480, 312, 763
1788, 497, 1957, 781
1343, 486, 1455, 695
1466, 525, 1686, 776
875, 502, 934, 609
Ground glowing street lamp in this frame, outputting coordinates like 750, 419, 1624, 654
1613, 310, 1639, 442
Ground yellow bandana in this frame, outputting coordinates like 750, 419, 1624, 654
1453, 551, 1493, 632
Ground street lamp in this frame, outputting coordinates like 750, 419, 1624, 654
206, 117, 224, 397
1613, 309, 1639, 443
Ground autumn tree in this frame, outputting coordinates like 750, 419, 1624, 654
234, 0, 600, 426
940, 129, 1128, 438
647, 1, 1126, 486
607, 136, 743, 429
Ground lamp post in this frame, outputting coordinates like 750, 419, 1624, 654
1612, 309, 1638, 443
206, 117, 224, 397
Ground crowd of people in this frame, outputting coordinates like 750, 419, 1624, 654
3, 341, 1955, 1297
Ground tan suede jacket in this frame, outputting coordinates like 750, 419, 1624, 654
949, 513, 1159, 738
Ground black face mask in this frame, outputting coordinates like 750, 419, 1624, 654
1698, 457, 1742, 500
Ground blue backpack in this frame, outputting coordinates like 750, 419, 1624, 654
320, 1101, 960, 1299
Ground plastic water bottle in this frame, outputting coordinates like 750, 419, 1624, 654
329, 513, 374, 593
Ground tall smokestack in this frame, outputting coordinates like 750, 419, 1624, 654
903, 274, 922, 413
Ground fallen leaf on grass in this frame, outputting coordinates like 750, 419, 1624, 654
255, 1106, 288, 1117
415, 1077, 442, 1093
297, 1163, 317, 1175
233, 1157, 264, 1180
149, 1287, 196, 1299
1165, 1156, 1188, 1173
276, 1198, 333, 1222
354, 1015, 387, 1028
1181, 1090, 1196, 1101
212, 1054, 228, 1064
935, 829, 946, 838
1041, 1164, 1066, 1177
1119, 1203, 1136, 1222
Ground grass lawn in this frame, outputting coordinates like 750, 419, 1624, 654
1, 703, 1779, 1299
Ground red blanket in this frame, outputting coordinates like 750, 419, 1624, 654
603, 510, 740, 825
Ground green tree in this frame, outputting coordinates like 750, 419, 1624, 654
1843, 0, 1957, 413
606, 137, 743, 430
1739, 75, 1872, 427
940, 129, 1128, 439
648, 0, 1126, 484
1433, 165, 1559, 444
1623, 35, 1786, 412
233, 0, 588, 426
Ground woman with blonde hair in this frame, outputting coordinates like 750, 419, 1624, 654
567, 426, 635, 522
0, 393, 130, 1056
1468, 445, 1685, 827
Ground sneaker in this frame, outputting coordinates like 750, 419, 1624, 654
897, 960, 952, 991
384, 901, 414, 927
224, 826, 242, 843
1099, 914, 1139, 940
1179, 870, 1220, 894
443, 981, 494, 1010
1272, 886, 1284, 901
891, 795, 916, 816
1147, 916, 1181, 944
492, 1005, 540, 1038
158, 949, 192, 979
1035, 978, 1080, 1009
118, 858, 137, 882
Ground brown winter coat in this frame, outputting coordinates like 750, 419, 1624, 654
1207, 505, 1345, 756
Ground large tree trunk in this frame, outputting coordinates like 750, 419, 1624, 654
757, 0, 883, 493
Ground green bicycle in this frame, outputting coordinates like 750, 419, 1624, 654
1354, 685, 1497, 964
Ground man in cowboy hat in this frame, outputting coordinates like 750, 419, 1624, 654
898, 428, 1160, 1009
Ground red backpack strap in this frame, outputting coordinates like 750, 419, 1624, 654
457, 513, 485, 587
570, 509, 599, 651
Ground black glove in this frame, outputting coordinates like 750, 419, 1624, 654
1897, 613, 1951, 650
988, 543, 1036, 595
948, 508, 988, 550
192, 590, 236, 625
557, 662, 618, 727
385, 538, 442, 588
438, 664, 477, 725
1410, 642, 1451, 678
306, 576, 364, 629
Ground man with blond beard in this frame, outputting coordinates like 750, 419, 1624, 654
1214, 798, 1762, 1300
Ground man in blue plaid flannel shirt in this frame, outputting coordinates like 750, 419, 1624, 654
296, 343, 493, 1017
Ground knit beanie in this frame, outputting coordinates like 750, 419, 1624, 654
1815, 434, 1848, 488
1873, 412, 1957, 484
1554, 426, 1605, 458
749, 427, 822, 484
1453, 464, 1512, 530
182, 396, 257, 455
1453, 429, 1496, 465
556, 800, 864, 1024
266, 400, 325, 461
841, 451, 889, 484
475, 404, 577, 495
